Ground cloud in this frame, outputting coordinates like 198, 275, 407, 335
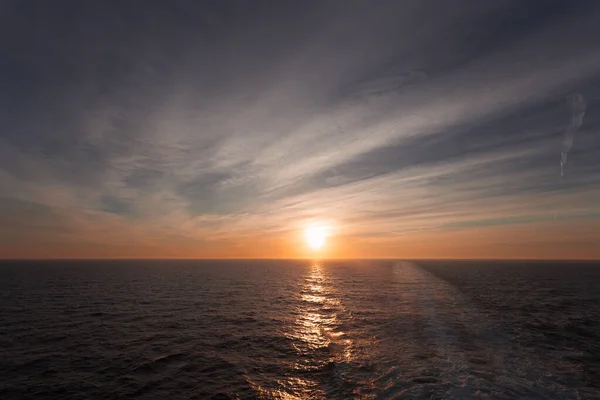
1, 0, 600, 257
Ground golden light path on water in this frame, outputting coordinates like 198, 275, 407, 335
276, 263, 355, 399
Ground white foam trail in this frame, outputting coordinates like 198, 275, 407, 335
385, 262, 580, 399
560, 93, 586, 177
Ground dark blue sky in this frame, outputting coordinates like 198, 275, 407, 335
1, 0, 600, 258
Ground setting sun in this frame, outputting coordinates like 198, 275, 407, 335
304, 225, 329, 250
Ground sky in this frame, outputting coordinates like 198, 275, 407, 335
1, 0, 600, 259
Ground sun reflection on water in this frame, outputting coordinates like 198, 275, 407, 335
266, 263, 354, 398
248, 263, 361, 399
293, 264, 337, 350
245, 263, 374, 399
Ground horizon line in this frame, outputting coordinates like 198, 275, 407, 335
1, 257, 599, 262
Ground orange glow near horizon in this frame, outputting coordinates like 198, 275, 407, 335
2, 219, 600, 260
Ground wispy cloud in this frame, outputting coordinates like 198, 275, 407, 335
1, 0, 600, 258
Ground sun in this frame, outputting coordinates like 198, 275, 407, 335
304, 225, 328, 250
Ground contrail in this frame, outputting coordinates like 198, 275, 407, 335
560, 93, 586, 177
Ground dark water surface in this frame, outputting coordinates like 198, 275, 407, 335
1, 260, 599, 399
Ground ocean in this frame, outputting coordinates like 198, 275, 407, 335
0, 260, 598, 399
